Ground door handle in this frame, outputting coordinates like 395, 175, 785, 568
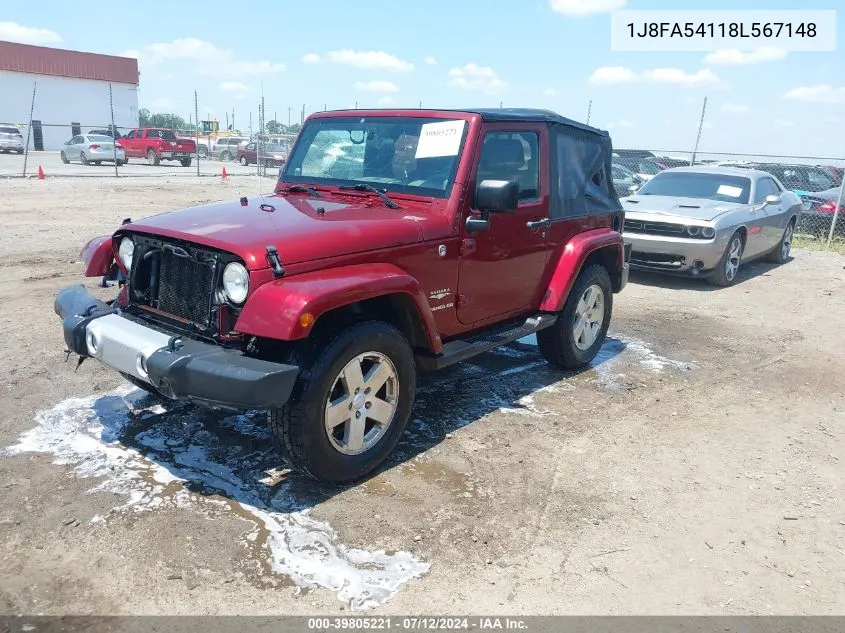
526, 218, 551, 230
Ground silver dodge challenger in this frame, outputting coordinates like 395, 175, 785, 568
620, 166, 804, 286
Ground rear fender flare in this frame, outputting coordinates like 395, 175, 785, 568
234, 263, 443, 353
539, 228, 624, 313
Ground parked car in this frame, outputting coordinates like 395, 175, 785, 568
817, 164, 843, 185
611, 163, 643, 197
798, 185, 845, 237
0, 124, 24, 154
53, 107, 630, 484
650, 156, 691, 169
60, 134, 126, 165
621, 166, 803, 286
630, 157, 664, 182
741, 163, 838, 197
211, 137, 248, 161
120, 128, 197, 166
236, 142, 288, 167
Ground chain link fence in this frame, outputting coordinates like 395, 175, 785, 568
611, 150, 845, 250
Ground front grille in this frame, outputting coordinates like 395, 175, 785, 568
157, 250, 216, 324
630, 251, 685, 269
624, 219, 686, 237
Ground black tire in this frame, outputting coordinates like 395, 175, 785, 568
80, 152, 89, 165
16, 149, 24, 155
93, 160, 102, 166
239, 155, 248, 166
220, 151, 231, 162
117, 159, 127, 166
181, 158, 192, 167
709, 231, 744, 287
197, 146, 208, 158
60, 151, 69, 164
537, 264, 613, 370
268, 320, 416, 484
147, 149, 160, 166
766, 218, 795, 264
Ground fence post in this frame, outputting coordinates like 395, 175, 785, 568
826, 173, 845, 248
22, 82, 37, 177
194, 90, 200, 177
109, 83, 119, 177
690, 96, 708, 165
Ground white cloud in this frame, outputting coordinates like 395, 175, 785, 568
606, 119, 634, 130
549, 0, 626, 16
704, 47, 787, 65
589, 66, 720, 86
774, 119, 795, 128
0, 21, 62, 45
448, 63, 509, 94
542, 88, 558, 97
782, 84, 845, 104
118, 49, 140, 59
354, 80, 399, 93
377, 96, 396, 106
721, 102, 751, 114
131, 38, 284, 76
424, 56, 437, 66
310, 50, 414, 72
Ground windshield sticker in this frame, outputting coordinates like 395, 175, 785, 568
415, 120, 465, 159
717, 185, 743, 198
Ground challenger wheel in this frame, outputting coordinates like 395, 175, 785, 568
537, 264, 613, 370
766, 219, 795, 264
268, 321, 416, 484
709, 231, 744, 287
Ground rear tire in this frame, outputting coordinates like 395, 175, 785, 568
93, 160, 102, 166
80, 152, 89, 165
537, 264, 613, 370
709, 231, 744, 287
766, 219, 795, 264
220, 151, 231, 162
181, 158, 192, 167
147, 149, 160, 166
239, 155, 248, 166
268, 320, 416, 485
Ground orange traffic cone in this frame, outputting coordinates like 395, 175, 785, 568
37, 165, 45, 180
221, 166, 228, 180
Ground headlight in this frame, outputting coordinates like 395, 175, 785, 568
701, 226, 716, 238
686, 226, 701, 237
222, 262, 249, 304
118, 236, 134, 269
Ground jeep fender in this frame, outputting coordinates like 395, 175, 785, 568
81, 235, 115, 277
234, 263, 443, 352
539, 228, 624, 313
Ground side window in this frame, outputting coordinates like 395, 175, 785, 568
247, 143, 256, 151
553, 130, 616, 219
125, 130, 135, 140
753, 179, 772, 203
476, 131, 539, 202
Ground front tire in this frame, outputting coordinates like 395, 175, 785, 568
537, 264, 613, 370
147, 149, 160, 166
80, 152, 89, 165
709, 231, 744, 287
60, 151, 69, 164
239, 155, 248, 166
268, 321, 416, 484
766, 219, 795, 264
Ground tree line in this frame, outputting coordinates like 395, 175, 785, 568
138, 108, 302, 135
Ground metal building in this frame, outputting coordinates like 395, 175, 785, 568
0, 40, 140, 151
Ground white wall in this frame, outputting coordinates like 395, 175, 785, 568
0, 70, 139, 150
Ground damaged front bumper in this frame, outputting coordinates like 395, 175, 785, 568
54, 286, 300, 410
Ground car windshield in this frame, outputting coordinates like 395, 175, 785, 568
637, 160, 662, 175
637, 171, 752, 204
265, 143, 285, 152
282, 116, 469, 198
0, 126, 21, 135
87, 135, 113, 142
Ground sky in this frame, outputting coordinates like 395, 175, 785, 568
1, 0, 843, 157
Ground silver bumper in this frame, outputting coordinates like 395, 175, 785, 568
84, 313, 172, 382
624, 232, 728, 274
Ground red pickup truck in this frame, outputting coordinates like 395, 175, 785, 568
120, 128, 197, 166
55, 108, 629, 484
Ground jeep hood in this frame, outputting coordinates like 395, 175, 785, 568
622, 195, 742, 221
123, 194, 428, 270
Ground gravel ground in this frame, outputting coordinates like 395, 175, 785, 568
0, 174, 843, 616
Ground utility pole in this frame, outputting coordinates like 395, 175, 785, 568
691, 96, 708, 165
586, 100, 592, 125
287, 107, 291, 128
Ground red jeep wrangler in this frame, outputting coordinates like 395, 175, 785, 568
55, 108, 630, 484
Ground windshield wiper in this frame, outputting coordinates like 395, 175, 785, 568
279, 184, 321, 198
338, 183, 399, 209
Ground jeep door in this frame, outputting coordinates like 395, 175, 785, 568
457, 123, 550, 325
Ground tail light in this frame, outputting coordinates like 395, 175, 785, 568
817, 200, 844, 214
89, 144, 100, 150
115, 143, 123, 149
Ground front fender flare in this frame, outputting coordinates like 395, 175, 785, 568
234, 263, 443, 352
81, 235, 115, 277
539, 228, 624, 313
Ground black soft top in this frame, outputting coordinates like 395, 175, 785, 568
457, 108, 610, 138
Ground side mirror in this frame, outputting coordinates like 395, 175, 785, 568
765, 194, 781, 206
476, 179, 519, 213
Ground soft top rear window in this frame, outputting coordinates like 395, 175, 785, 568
0, 127, 22, 135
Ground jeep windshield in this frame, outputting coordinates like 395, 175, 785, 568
281, 116, 468, 198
